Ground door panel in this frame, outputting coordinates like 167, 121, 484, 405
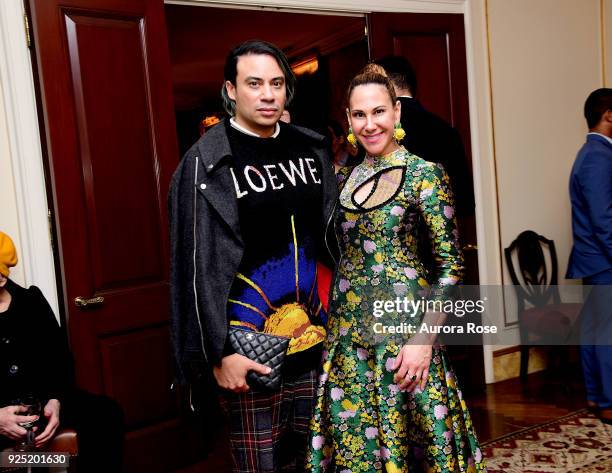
100, 327, 176, 426
66, 13, 165, 289
368, 13, 484, 394
65, 13, 166, 289
28, 0, 201, 470
393, 34, 453, 124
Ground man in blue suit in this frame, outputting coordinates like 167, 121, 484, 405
567, 88, 612, 425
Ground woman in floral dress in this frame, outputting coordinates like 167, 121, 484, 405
306, 64, 486, 473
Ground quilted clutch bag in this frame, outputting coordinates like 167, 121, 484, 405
228, 327, 290, 391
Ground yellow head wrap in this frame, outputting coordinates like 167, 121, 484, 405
0, 231, 18, 277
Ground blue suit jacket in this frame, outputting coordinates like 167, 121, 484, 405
566, 133, 612, 278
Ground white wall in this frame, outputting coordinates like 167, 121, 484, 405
605, 0, 612, 84
485, 0, 603, 346
0, 74, 26, 286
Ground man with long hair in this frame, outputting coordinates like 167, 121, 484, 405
169, 40, 338, 472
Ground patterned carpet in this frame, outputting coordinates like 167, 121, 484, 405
482, 410, 612, 472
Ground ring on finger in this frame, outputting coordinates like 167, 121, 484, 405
406, 373, 417, 381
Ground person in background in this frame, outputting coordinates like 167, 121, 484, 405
566, 88, 612, 425
0, 231, 58, 449
326, 120, 361, 172
0, 231, 124, 472
280, 108, 292, 123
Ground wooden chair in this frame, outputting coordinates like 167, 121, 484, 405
1, 428, 77, 473
47, 428, 78, 473
504, 230, 582, 383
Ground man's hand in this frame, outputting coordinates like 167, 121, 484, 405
0, 405, 38, 440
392, 344, 433, 392
213, 353, 271, 393
34, 399, 60, 447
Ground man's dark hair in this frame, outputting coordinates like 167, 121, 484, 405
375, 56, 417, 96
221, 40, 296, 116
584, 88, 612, 129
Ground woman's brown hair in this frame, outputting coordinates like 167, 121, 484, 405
346, 63, 397, 108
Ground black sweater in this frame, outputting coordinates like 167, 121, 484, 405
0, 279, 73, 407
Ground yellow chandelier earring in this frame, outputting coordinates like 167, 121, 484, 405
347, 127, 357, 148
394, 122, 406, 142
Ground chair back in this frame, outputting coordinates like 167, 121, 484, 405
504, 230, 561, 310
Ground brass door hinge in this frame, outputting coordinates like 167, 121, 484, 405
24, 13, 31, 48
48, 209, 54, 251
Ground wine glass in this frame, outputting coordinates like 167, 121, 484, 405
15, 396, 41, 452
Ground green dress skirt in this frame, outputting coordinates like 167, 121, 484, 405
306, 148, 486, 473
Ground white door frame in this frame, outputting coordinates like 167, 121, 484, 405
0, 0, 501, 383
167, 0, 464, 13
0, 0, 59, 314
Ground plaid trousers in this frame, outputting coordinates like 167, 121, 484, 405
219, 369, 318, 473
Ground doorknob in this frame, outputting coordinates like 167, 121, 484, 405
462, 244, 478, 251
74, 296, 105, 308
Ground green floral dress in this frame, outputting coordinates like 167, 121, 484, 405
306, 147, 486, 473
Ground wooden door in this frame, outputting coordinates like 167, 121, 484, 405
367, 13, 485, 394
27, 0, 203, 470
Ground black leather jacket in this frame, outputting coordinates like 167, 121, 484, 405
168, 121, 339, 384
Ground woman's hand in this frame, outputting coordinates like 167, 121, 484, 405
34, 399, 60, 447
392, 344, 433, 392
0, 405, 37, 440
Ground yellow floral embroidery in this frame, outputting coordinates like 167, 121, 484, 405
346, 291, 361, 304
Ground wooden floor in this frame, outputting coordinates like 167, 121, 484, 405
468, 370, 587, 443
175, 370, 588, 472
